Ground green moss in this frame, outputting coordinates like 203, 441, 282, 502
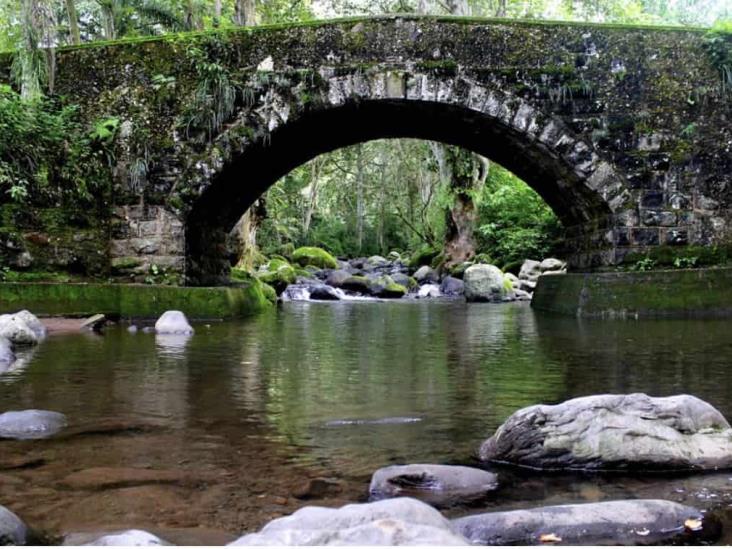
408, 245, 440, 269
260, 281, 278, 304
621, 244, 732, 269
341, 275, 370, 293
292, 246, 337, 269
0, 282, 272, 319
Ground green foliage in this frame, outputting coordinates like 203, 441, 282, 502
0, 85, 112, 204
90, 116, 120, 143
475, 164, 562, 268
630, 257, 657, 271
704, 20, 732, 96
143, 262, 182, 285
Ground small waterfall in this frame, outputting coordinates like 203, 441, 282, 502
281, 284, 312, 301
417, 284, 442, 298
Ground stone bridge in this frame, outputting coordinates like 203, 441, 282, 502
8, 16, 732, 284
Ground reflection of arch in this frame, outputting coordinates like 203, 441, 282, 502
185, 72, 630, 284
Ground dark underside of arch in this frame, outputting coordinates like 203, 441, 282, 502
185, 99, 613, 284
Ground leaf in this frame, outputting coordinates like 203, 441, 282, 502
539, 533, 562, 543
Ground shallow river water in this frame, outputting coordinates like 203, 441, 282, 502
2, 301, 732, 544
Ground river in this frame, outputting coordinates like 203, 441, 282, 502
2, 301, 732, 544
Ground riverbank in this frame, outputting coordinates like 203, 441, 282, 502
532, 267, 732, 319
0, 281, 273, 320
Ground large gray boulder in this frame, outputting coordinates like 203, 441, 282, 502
0, 505, 27, 545
480, 393, 732, 471
518, 259, 541, 281
154, 311, 194, 335
228, 497, 468, 546
325, 269, 351, 288
0, 314, 40, 345
440, 276, 464, 296
369, 464, 498, 507
453, 499, 713, 545
15, 310, 47, 340
0, 409, 67, 440
0, 336, 15, 367
464, 264, 506, 302
413, 266, 438, 284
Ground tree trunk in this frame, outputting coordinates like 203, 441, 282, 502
303, 158, 321, 234
214, 0, 222, 26
19, 0, 56, 100
442, 147, 488, 267
355, 144, 365, 253
234, 198, 266, 272
234, 0, 256, 26
65, 0, 80, 44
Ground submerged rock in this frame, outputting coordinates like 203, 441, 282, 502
464, 264, 506, 302
228, 497, 468, 546
65, 529, 170, 546
308, 285, 342, 301
369, 464, 498, 507
453, 499, 716, 545
480, 393, 732, 471
0, 410, 67, 440
0, 314, 41, 345
154, 311, 194, 335
0, 505, 27, 545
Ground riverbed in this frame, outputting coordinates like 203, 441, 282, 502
2, 301, 732, 544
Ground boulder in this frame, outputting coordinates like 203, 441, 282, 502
228, 497, 468, 546
367, 256, 389, 269
0, 336, 15, 367
519, 279, 536, 292
0, 505, 27, 545
325, 269, 351, 288
417, 284, 441, 298
368, 276, 406, 299
0, 410, 67, 440
480, 393, 732, 471
542, 269, 567, 276
413, 266, 438, 284
292, 247, 337, 270
154, 311, 194, 335
341, 276, 371, 294
440, 276, 464, 296
407, 246, 440, 269
453, 499, 715, 546
257, 259, 297, 294
540, 258, 566, 272
309, 285, 342, 301
464, 264, 506, 302
369, 464, 498, 507
0, 314, 40, 345
504, 272, 520, 288
518, 259, 542, 281
14, 310, 47, 340
390, 273, 415, 290
387, 251, 401, 262
513, 289, 532, 301
66, 530, 170, 546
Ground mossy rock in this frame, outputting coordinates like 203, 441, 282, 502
230, 267, 255, 282
341, 275, 371, 293
368, 274, 406, 298
260, 282, 278, 304
294, 267, 312, 278
256, 258, 296, 294
501, 259, 524, 275
449, 261, 473, 279
408, 245, 440, 269
292, 246, 337, 269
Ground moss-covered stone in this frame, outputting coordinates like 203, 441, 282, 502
408, 245, 441, 269
341, 275, 371, 293
292, 247, 337, 269
256, 258, 297, 294
532, 267, 732, 319
0, 281, 272, 319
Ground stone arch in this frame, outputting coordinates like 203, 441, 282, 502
184, 71, 632, 285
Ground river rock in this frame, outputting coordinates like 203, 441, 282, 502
440, 276, 464, 296
341, 275, 371, 294
464, 264, 506, 302
309, 285, 342, 301
0, 314, 40, 345
0, 336, 15, 367
540, 257, 566, 272
228, 497, 468, 545
65, 529, 170, 546
390, 273, 414, 290
413, 266, 438, 284
504, 272, 520, 288
519, 259, 541, 282
480, 393, 732, 471
453, 499, 714, 545
325, 269, 351, 288
367, 256, 389, 269
417, 284, 441, 298
519, 279, 536, 292
514, 289, 532, 301
0, 409, 67, 440
369, 464, 498, 507
0, 505, 27, 545
154, 311, 194, 335
14, 310, 47, 340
